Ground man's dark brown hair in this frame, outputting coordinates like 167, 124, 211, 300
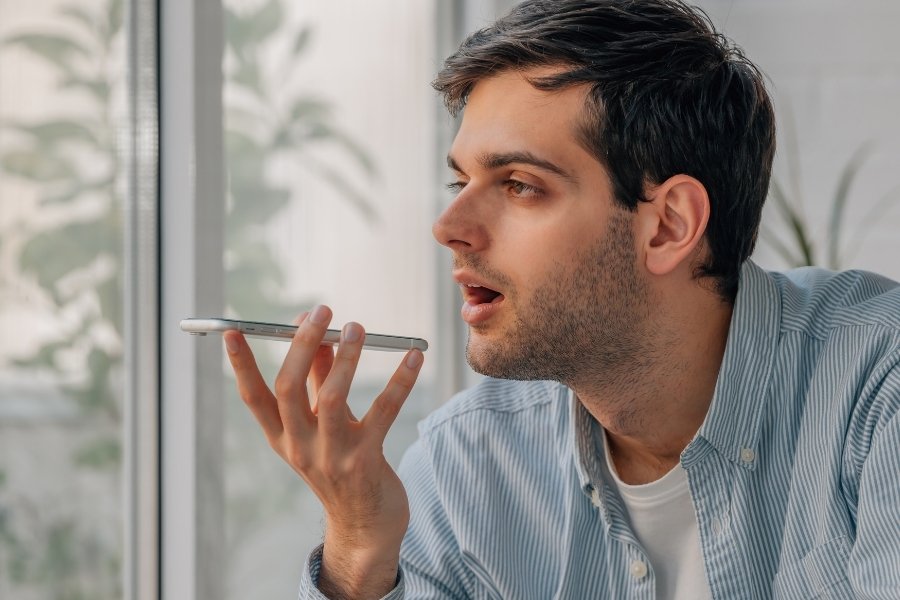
434, 0, 776, 301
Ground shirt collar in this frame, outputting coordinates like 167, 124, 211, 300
684, 260, 782, 471
568, 260, 782, 482
570, 388, 601, 492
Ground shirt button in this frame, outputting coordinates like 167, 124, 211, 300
590, 487, 602, 508
629, 559, 648, 580
740, 447, 755, 463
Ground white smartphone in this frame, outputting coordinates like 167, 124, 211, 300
180, 317, 428, 352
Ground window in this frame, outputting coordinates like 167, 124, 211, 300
0, 0, 158, 597
218, 2, 440, 596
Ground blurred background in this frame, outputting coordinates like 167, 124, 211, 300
0, 0, 898, 598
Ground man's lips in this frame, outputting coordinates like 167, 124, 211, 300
454, 271, 506, 325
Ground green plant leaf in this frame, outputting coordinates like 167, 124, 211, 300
60, 75, 110, 102
287, 97, 331, 122
232, 61, 263, 92
60, 6, 100, 35
228, 184, 291, 224
280, 117, 377, 177
826, 142, 873, 270
12, 340, 70, 370
317, 125, 379, 178
301, 154, 379, 223
244, 0, 284, 46
226, 0, 283, 58
69, 346, 119, 415
224, 6, 249, 62
73, 437, 121, 469
107, 0, 124, 42
96, 276, 123, 334
9, 120, 102, 148
41, 176, 116, 206
40, 521, 78, 581
769, 178, 815, 266
291, 26, 313, 56
226, 128, 265, 157
759, 224, 802, 267
20, 219, 119, 291
2, 32, 90, 67
0, 149, 77, 182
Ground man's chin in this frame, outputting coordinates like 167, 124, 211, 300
465, 336, 538, 380
464, 336, 502, 376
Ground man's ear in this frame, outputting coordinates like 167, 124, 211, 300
636, 174, 710, 276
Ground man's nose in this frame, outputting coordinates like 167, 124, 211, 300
432, 191, 489, 253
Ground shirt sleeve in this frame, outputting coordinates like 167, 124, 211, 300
297, 544, 405, 600
848, 352, 900, 597
294, 437, 478, 600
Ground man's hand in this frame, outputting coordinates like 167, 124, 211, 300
223, 305, 424, 599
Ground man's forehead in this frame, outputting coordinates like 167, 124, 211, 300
452, 70, 596, 174
466, 66, 588, 105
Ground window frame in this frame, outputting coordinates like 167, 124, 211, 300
123, 0, 162, 598
158, 0, 226, 598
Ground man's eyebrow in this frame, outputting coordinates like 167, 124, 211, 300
446, 151, 577, 184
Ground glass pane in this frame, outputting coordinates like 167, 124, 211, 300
221, 1, 438, 597
0, 0, 127, 597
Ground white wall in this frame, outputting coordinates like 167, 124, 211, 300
695, 0, 900, 278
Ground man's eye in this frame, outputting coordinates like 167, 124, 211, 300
446, 181, 466, 193
504, 179, 542, 197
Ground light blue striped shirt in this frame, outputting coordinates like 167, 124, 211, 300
301, 261, 900, 599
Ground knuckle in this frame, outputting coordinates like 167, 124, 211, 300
392, 374, 416, 394
273, 375, 296, 399
373, 395, 401, 421
283, 444, 311, 472
316, 387, 343, 408
237, 387, 258, 407
333, 347, 360, 364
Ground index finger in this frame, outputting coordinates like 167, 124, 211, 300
224, 330, 284, 438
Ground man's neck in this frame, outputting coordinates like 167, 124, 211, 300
573, 293, 733, 485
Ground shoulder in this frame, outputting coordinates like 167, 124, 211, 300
417, 377, 567, 437
767, 266, 900, 418
770, 267, 900, 338
405, 378, 572, 490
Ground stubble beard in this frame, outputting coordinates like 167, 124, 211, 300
465, 209, 656, 392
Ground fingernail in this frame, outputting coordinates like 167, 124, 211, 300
342, 322, 361, 343
224, 335, 239, 355
406, 349, 423, 369
309, 304, 329, 325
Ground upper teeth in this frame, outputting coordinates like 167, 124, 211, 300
467, 284, 481, 288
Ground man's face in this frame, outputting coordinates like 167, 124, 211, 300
433, 69, 654, 383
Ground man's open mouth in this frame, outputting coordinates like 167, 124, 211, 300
464, 283, 504, 305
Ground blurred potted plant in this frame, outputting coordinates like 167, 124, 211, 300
760, 124, 900, 270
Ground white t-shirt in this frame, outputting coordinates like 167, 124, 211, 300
602, 432, 713, 600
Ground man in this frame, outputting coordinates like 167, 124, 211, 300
224, 1, 900, 598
